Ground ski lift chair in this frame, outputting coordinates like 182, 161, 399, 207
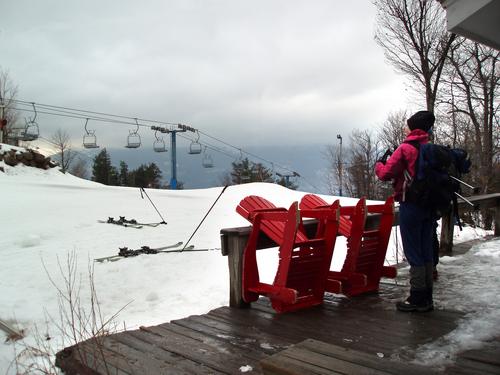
125, 132, 141, 148
202, 147, 214, 168
299, 194, 396, 297
82, 119, 99, 149
22, 119, 40, 141
125, 119, 141, 148
188, 131, 202, 154
153, 130, 167, 152
83, 133, 99, 149
236, 195, 340, 313
202, 154, 214, 168
189, 141, 202, 155
21, 103, 40, 141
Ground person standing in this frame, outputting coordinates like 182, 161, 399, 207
375, 110, 435, 312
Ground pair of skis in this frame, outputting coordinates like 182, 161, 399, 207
98, 217, 167, 229
94, 242, 215, 263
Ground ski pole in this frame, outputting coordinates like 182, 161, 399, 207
450, 176, 480, 194
455, 192, 478, 209
182, 185, 229, 251
140, 187, 167, 224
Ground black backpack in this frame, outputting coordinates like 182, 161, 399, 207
405, 142, 471, 220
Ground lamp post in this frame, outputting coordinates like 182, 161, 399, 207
337, 134, 343, 197
0, 101, 5, 144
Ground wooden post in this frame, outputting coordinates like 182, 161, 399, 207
495, 205, 500, 237
440, 210, 454, 255
225, 233, 251, 308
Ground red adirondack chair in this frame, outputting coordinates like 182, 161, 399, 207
299, 194, 396, 297
236, 195, 340, 313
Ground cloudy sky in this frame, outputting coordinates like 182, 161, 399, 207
1, 1, 414, 155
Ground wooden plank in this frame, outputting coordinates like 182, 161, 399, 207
112, 331, 221, 375
453, 357, 500, 375
157, 320, 266, 361
444, 366, 484, 375
99, 336, 191, 375
74, 340, 132, 375
298, 339, 438, 375
271, 346, 390, 375
460, 347, 500, 366
172, 315, 290, 355
134, 324, 263, 374
261, 339, 438, 375
261, 353, 345, 375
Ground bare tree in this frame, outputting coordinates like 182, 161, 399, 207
378, 110, 408, 151
51, 129, 76, 173
374, 0, 456, 111
442, 39, 500, 219
0, 68, 20, 144
323, 145, 345, 196
345, 129, 381, 200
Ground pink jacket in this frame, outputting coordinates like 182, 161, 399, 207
375, 130, 429, 202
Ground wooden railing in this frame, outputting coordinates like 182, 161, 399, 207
220, 193, 500, 308
440, 193, 500, 253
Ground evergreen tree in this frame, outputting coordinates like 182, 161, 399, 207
230, 158, 274, 184
129, 163, 162, 188
145, 163, 162, 188
109, 166, 119, 186
118, 160, 129, 186
92, 148, 113, 184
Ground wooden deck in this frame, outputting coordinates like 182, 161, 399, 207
55, 278, 500, 375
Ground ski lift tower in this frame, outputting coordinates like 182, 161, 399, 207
276, 171, 300, 188
151, 124, 197, 190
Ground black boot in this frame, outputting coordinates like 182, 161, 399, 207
396, 289, 433, 312
424, 262, 434, 310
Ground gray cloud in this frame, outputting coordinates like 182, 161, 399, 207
1, 0, 409, 151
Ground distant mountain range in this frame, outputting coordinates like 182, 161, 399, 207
78, 143, 333, 193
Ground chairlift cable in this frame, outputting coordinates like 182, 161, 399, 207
11, 98, 181, 126
14, 100, 303, 174
10, 97, 320, 192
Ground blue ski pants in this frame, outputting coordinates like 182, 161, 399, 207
399, 202, 434, 267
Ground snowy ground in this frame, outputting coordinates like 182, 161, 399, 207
0, 144, 497, 373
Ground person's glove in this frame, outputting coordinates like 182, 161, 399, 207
377, 149, 392, 164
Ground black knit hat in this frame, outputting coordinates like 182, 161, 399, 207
407, 111, 435, 132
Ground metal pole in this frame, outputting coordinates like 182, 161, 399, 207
337, 134, 343, 196
0, 102, 4, 144
170, 131, 177, 189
